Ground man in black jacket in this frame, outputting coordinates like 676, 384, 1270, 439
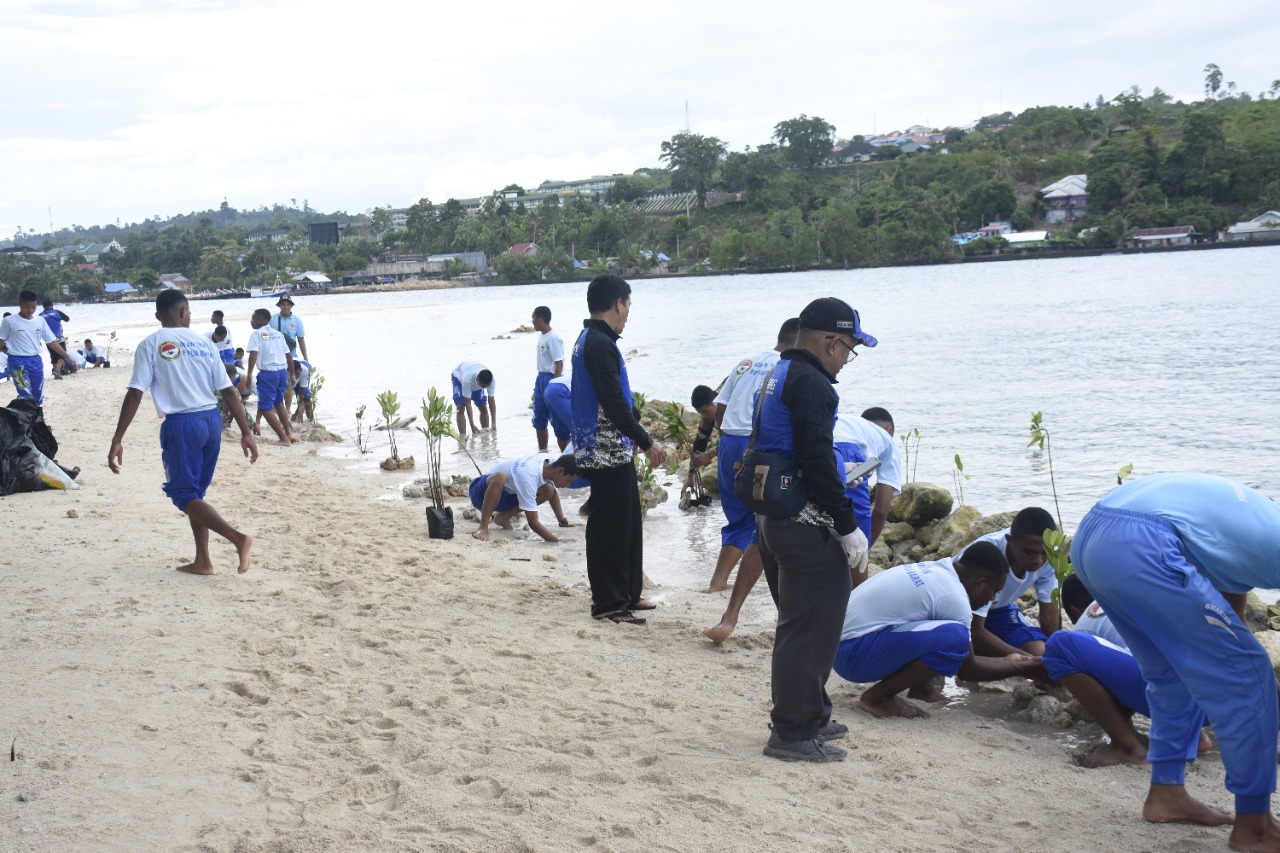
570, 275, 666, 625
752, 297, 876, 761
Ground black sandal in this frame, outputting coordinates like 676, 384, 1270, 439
593, 610, 647, 625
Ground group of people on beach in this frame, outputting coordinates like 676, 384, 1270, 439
0, 293, 112, 400
462, 279, 1280, 852
8, 274, 1280, 852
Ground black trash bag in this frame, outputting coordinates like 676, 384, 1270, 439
426, 506, 454, 540
0, 398, 68, 495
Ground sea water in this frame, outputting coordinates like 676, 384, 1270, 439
54, 245, 1280, 593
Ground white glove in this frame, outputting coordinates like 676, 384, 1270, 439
839, 528, 870, 576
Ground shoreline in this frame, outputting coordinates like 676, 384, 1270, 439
2, 357, 1250, 851
94, 236, 1278, 304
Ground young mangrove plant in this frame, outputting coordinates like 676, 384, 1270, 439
1028, 411, 1062, 530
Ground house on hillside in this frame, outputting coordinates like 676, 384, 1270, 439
82, 241, 122, 263
245, 228, 290, 245
1126, 226, 1198, 248
978, 222, 1012, 237
507, 242, 539, 256
75, 262, 100, 273
104, 282, 136, 299
1003, 230, 1050, 247
293, 271, 331, 288
1040, 175, 1089, 223
158, 273, 192, 291
826, 141, 874, 164
1225, 210, 1280, 242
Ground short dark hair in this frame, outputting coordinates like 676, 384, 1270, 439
19, 290, 38, 303
42, 297, 53, 308
586, 274, 631, 314
1061, 574, 1094, 619
252, 307, 272, 321
477, 369, 493, 386
156, 289, 187, 314
235, 347, 244, 356
213, 324, 228, 339
211, 310, 224, 320
533, 305, 551, 322
84, 338, 93, 345
955, 541, 1009, 583
1011, 507, 1057, 538
691, 385, 716, 409
778, 317, 800, 347
551, 453, 579, 476
861, 406, 894, 427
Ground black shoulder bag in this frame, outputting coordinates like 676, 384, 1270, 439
733, 366, 809, 518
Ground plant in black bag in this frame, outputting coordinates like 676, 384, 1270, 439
418, 388, 458, 539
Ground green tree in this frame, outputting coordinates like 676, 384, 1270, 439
772, 114, 836, 172
606, 175, 652, 204
493, 251, 541, 284
1204, 63, 1223, 99
406, 197, 439, 251
659, 132, 726, 212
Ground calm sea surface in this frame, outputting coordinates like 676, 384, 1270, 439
54, 246, 1280, 590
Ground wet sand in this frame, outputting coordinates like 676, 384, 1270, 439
2, 360, 1247, 852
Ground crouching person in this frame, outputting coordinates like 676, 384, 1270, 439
471, 453, 579, 543
834, 541, 1046, 719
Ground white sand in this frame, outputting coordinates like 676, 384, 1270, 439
2, 359, 1246, 852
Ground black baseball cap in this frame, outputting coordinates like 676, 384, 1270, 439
799, 297, 877, 347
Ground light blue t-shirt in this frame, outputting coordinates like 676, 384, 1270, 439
1098, 472, 1280, 594
958, 528, 1057, 617
841, 559, 973, 640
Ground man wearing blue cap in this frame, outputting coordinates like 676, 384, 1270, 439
751, 297, 877, 762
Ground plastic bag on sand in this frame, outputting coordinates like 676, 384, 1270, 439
35, 451, 78, 490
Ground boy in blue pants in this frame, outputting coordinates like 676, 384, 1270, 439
1, 291, 73, 405
1072, 472, 1280, 851
109, 290, 258, 575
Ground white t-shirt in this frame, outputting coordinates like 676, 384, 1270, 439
536, 330, 564, 374
1073, 601, 1129, 649
958, 528, 1057, 618
128, 327, 232, 416
246, 326, 290, 371
714, 349, 781, 436
488, 454, 553, 512
0, 314, 56, 357
207, 327, 233, 347
453, 361, 496, 397
842, 559, 973, 640
833, 415, 904, 492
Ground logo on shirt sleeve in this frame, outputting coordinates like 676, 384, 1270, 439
735, 359, 753, 375
158, 340, 180, 361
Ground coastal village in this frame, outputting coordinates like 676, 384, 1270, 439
3, 85, 1280, 302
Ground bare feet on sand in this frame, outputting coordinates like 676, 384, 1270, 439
704, 620, 735, 645
176, 561, 215, 576
906, 682, 947, 704
1230, 813, 1280, 852
276, 439, 292, 447
705, 581, 728, 593
859, 694, 929, 719
1143, 784, 1234, 826
1077, 742, 1147, 768
237, 534, 253, 574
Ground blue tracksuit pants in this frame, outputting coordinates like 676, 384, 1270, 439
1073, 504, 1278, 814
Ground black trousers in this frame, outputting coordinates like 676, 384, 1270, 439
581, 463, 643, 616
759, 516, 851, 741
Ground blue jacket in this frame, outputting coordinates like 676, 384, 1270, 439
570, 319, 652, 468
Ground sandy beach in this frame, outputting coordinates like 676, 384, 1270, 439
3, 360, 1247, 852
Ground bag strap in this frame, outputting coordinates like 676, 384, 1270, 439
745, 365, 778, 453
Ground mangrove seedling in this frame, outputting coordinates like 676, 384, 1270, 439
417, 388, 458, 510
1117, 463, 1134, 485
377, 389, 402, 461
952, 453, 970, 505
1028, 411, 1063, 530
899, 427, 922, 484
1044, 527, 1073, 623
354, 405, 371, 454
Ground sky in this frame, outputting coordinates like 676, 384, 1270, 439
1, 0, 1277, 239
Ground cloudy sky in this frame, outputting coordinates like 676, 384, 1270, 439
2, 0, 1277, 237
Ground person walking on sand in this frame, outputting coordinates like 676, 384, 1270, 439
1, 291, 74, 405
531, 305, 564, 452
40, 297, 75, 378
571, 274, 666, 625
1071, 472, 1280, 853
752, 297, 875, 762
108, 289, 257, 576
246, 308, 296, 446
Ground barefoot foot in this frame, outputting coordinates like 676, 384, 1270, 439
1077, 742, 1147, 768
1143, 784, 1235, 826
1229, 813, 1280, 853
236, 534, 253, 574
906, 681, 947, 704
704, 620, 735, 645
858, 694, 929, 719
177, 562, 215, 576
